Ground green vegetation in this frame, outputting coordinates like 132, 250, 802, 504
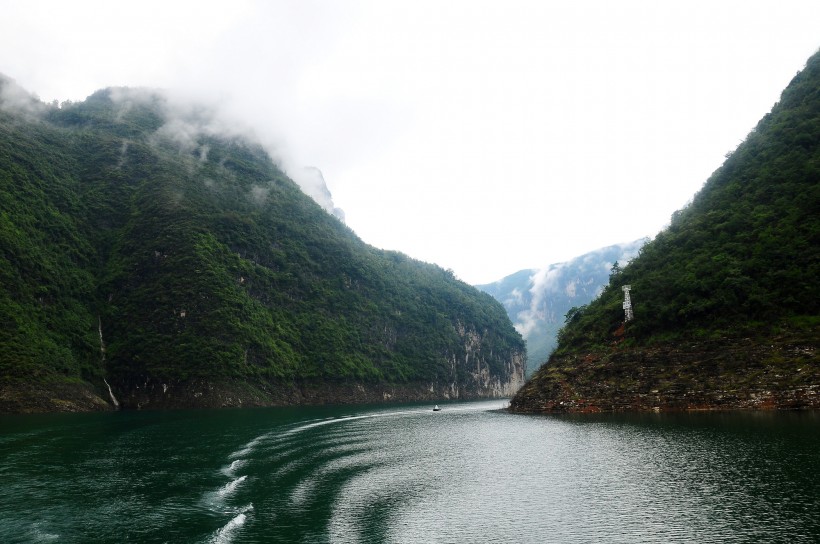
0, 80, 524, 409
511, 49, 819, 413
555, 49, 820, 353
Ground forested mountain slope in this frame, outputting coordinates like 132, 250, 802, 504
511, 49, 820, 413
0, 79, 525, 412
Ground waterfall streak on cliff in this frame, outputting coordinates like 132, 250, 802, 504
103, 379, 119, 409
98, 318, 119, 408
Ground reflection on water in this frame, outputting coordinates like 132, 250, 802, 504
1, 402, 818, 543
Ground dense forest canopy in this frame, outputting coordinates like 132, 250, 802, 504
0, 78, 524, 410
554, 49, 820, 354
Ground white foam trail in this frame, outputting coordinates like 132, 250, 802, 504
229, 446, 252, 459
208, 504, 253, 544
229, 432, 271, 459
221, 459, 246, 477
217, 475, 247, 499
282, 409, 425, 436
29, 524, 59, 542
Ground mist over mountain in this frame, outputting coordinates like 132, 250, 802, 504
477, 239, 646, 375
511, 49, 820, 414
288, 166, 346, 221
0, 77, 525, 413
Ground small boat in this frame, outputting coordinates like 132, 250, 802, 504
433, 405, 441, 411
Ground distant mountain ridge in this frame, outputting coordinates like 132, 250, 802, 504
477, 239, 646, 375
0, 77, 525, 413
511, 49, 820, 413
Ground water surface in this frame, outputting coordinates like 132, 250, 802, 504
1, 400, 818, 543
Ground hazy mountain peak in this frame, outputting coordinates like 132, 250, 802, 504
477, 238, 647, 374
0, 73, 46, 116
288, 166, 345, 221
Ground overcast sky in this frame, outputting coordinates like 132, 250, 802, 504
2, 1, 818, 284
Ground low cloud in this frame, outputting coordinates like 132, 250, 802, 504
287, 167, 345, 220
514, 263, 566, 337
0, 74, 46, 116
511, 239, 647, 339
116, 140, 130, 169
107, 86, 344, 217
250, 185, 270, 205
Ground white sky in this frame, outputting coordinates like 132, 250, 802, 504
1, 1, 818, 284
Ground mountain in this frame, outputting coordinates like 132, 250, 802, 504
0, 78, 525, 413
511, 49, 820, 413
476, 239, 646, 375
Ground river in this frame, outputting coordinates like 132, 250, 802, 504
1, 400, 818, 543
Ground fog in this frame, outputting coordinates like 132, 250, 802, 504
1, 0, 818, 283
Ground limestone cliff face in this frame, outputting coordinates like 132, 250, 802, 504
438, 322, 526, 400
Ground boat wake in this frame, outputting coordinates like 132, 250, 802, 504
220, 459, 247, 477
281, 409, 427, 436
217, 475, 247, 500
207, 504, 253, 544
28, 523, 59, 543
229, 432, 274, 459
201, 406, 444, 542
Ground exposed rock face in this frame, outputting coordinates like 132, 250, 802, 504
108, 324, 526, 410
438, 323, 526, 400
2, 340, 525, 414
0, 325, 525, 413
0, 383, 112, 414
100, 375, 526, 411
510, 336, 819, 413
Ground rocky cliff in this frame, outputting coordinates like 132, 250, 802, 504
511, 333, 818, 413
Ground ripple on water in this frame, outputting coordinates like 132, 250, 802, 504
2, 402, 818, 543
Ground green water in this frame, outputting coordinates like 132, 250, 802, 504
1, 400, 819, 543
